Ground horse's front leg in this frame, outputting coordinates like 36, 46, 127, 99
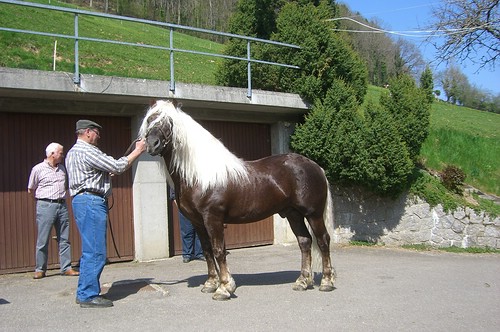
206, 220, 235, 301
192, 223, 219, 293
201, 259, 219, 294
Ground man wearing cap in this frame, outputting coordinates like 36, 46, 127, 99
66, 119, 146, 308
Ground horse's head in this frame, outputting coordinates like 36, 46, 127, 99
145, 121, 172, 156
139, 100, 176, 156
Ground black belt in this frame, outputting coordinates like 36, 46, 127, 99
77, 189, 105, 198
38, 198, 65, 204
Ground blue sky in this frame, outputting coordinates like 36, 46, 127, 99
339, 0, 499, 95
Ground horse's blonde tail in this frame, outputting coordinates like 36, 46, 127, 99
310, 229, 321, 273
310, 182, 334, 274
324, 184, 335, 249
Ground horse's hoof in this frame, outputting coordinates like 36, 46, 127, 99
201, 287, 216, 293
201, 280, 218, 293
212, 289, 231, 301
225, 278, 237, 294
292, 278, 312, 291
201, 285, 217, 293
292, 283, 308, 291
319, 275, 335, 292
319, 284, 334, 292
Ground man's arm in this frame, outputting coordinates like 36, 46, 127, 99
125, 138, 147, 166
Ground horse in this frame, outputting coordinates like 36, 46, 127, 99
138, 99, 335, 300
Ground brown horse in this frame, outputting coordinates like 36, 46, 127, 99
139, 100, 335, 300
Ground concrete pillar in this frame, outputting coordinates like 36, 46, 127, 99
270, 121, 298, 245
131, 116, 169, 261
270, 121, 294, 155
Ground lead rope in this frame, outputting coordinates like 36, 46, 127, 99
107, 195, 121, 258
107, 137, 140, 259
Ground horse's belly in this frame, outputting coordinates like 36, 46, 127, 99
224, 211, 277, 224
223, 193, 286, 224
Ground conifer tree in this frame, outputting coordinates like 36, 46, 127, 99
420, 65, 435, 104
380, 74, 431, 162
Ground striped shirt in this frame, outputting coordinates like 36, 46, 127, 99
65, 139, 129, 197
27, 160, 67, 200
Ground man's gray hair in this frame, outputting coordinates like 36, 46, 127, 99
45, 142, 62, 157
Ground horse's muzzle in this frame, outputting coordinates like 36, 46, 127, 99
146, 136, 164, 156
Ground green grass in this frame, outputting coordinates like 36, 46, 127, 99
402, 244, 500, 254
349, 242, 500, 253
365, 86, 500, 197
0, 0, 223, 84
421, 101, 500, 195
407, 169, 499, 217
349, 240, 377, 246
362, 85, 385, 106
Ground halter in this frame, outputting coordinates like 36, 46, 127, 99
146, 118, 172, 156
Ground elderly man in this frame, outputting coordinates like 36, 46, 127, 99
28, 142, 79, 279
66, 119, 145, 308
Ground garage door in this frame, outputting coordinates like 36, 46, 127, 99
0, 112, 135, 274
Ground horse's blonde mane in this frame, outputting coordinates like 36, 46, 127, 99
139, 100, 249, 192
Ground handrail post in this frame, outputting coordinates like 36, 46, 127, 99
169, 28, 175, 92
73, 13, 80, 85
247, 40, 252, 99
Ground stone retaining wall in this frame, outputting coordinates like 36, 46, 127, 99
330, 185, 500, 249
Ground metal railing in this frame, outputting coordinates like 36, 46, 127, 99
0, 0, 300, 98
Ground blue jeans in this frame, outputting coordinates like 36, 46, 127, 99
72, 193, 108, 302
179, 212, 203, 259
35, 201, 71, 273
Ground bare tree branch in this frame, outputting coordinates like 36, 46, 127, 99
427, 0, 499, 70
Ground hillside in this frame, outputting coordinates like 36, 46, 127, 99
365, 86, 500, 196
421, 101, 499, 195
1, 0, 499, 196
0, 0, 224, 84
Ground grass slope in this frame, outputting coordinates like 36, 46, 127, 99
365, 86, 499, 196
422, 101, 499, 195
0, 0, 223, 84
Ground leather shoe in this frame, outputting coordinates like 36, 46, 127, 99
79, 296, 113, 308
33, 271, 46, 279
76, 295, 109, 304
63, 268, 79, 276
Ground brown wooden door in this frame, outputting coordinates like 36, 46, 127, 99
170, 120, 274, 255
0, 112, 134, 274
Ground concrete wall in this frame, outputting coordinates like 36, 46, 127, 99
330, 185, 500, 249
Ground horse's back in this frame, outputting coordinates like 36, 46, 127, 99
248, 153, 328, 209
249, 153, 325, 182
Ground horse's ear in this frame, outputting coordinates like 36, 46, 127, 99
171, 99, 182, 109
149, 99, 157, 107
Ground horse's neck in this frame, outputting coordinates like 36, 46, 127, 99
162, 148, 175, 175
162, 153, 190, 204
161, 147, 182, 184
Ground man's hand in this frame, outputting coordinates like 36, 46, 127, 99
135, 138, 147, 153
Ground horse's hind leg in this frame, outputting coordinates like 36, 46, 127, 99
306, 215, 335, 292
285, 210, 314, 291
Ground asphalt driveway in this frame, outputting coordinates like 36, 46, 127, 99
0, 244, 498, 331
